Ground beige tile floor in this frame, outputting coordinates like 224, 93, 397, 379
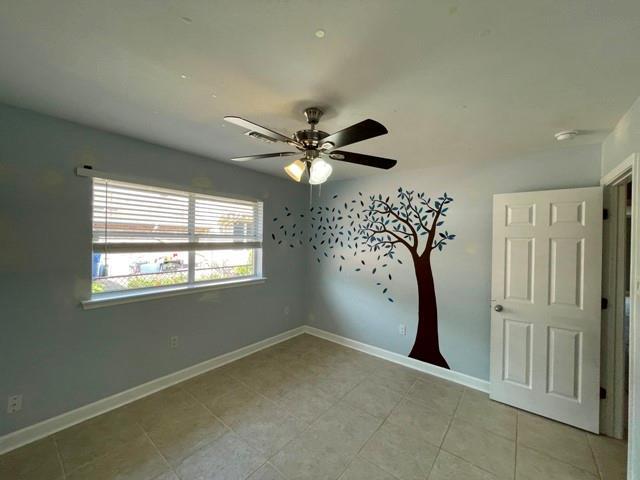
0, 334, 628, 480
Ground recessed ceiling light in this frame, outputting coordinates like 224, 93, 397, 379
315, 29, 326, 38
180, 74, 188, 79
211, 93, 217, 98
554, 130, 579, 141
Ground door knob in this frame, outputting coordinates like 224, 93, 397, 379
494, 304, 503, 312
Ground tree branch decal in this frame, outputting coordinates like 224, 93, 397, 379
272, 188, 456, 368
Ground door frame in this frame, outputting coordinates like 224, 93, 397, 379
600, 153, 640, 479
600, 173, 631, 438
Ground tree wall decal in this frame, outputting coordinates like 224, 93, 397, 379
272, 187, 455, 369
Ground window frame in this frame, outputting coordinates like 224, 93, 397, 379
78, 167, 266, 308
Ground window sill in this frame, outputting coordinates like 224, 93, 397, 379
81, 277, 267, 310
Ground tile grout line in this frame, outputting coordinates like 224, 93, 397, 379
259, 364, 373, 479
516, 440, 602, 478
140, 428, 181, 480
179, 385, 270, 480
126, 400, 186, 480
179, 382, 301, 480
514, 408, 519, 480
436, 382, 465, 449
187, 382, 291, 480
56, 429, 155, 478
230, 347, 401, 478
443, 386, 511, 477
183, 352, 316, 479
585, 434, 604, 480
425, 383, 466, 480
515, 412, 602, 478
52, 435, 67, 480
337, 376, 419, 480
51, 418, 143, 477
439, 388, 522, 480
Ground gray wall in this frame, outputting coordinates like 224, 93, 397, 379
306, 145, 602, 380
602, 95, 640, 176
0, 104, 308, 435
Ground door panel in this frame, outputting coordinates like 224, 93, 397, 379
547, 326, 581, 400
506, 204, 536, 226
490, 186, 602, 432
505, 238, 535, 302
548, 238, 584, 309
503, 319, 533, 387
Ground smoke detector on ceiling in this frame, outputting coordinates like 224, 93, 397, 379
554, 130, 579, 141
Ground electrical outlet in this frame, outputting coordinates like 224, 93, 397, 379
169, 336, 179, 349
284, 305, 290, 316
398, 324, 407, 336
7, 394, 22, 414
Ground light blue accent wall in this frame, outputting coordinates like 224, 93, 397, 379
602, 95, 640, 176
306, 145, 602, 380
0, 104, 308, 435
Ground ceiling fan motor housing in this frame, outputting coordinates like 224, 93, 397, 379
303, 107, 323, 126
294, 128, 329, 150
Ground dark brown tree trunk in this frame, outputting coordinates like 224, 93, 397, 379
408, 254, 450, 369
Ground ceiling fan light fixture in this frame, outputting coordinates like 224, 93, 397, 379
284, 159, 306, 182
309, 158, 333, 185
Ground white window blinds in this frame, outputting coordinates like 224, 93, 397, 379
92, 178, 263, 253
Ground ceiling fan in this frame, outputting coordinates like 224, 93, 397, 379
224, 107, 397, 184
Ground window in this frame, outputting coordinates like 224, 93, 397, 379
91, 177, 263, 297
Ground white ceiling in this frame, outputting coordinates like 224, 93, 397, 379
1, 1, 640, 180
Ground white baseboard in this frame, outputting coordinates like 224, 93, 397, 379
0, 324, 490, 455
303, 326, 490, 393
0, 326, 306, 455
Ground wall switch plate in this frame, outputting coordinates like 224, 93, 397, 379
7, 394, 22, 414
398, 324, 407, 336
169, 336, 179, 349
284, 306, 290, 316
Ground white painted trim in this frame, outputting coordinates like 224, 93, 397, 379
601, 154, 634, 186
82, 277, 267, 310
0, 326, 305, 455
601, 153, 640, 480
626, 155, 640, 480
600, 183, 625, 438
0, 324, 491, 456
303, 326, 490, 393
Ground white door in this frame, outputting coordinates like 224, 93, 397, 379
490, 186, 603, 432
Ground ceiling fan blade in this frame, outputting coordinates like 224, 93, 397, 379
224, 116, 299, 145
321, 119, 388, 150
231, 152, 298, 162
328, 150, 397, 170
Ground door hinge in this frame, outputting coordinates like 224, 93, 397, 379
600, 387, 607, 399
603, 208, 609, 220
601, 298, 608, 310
